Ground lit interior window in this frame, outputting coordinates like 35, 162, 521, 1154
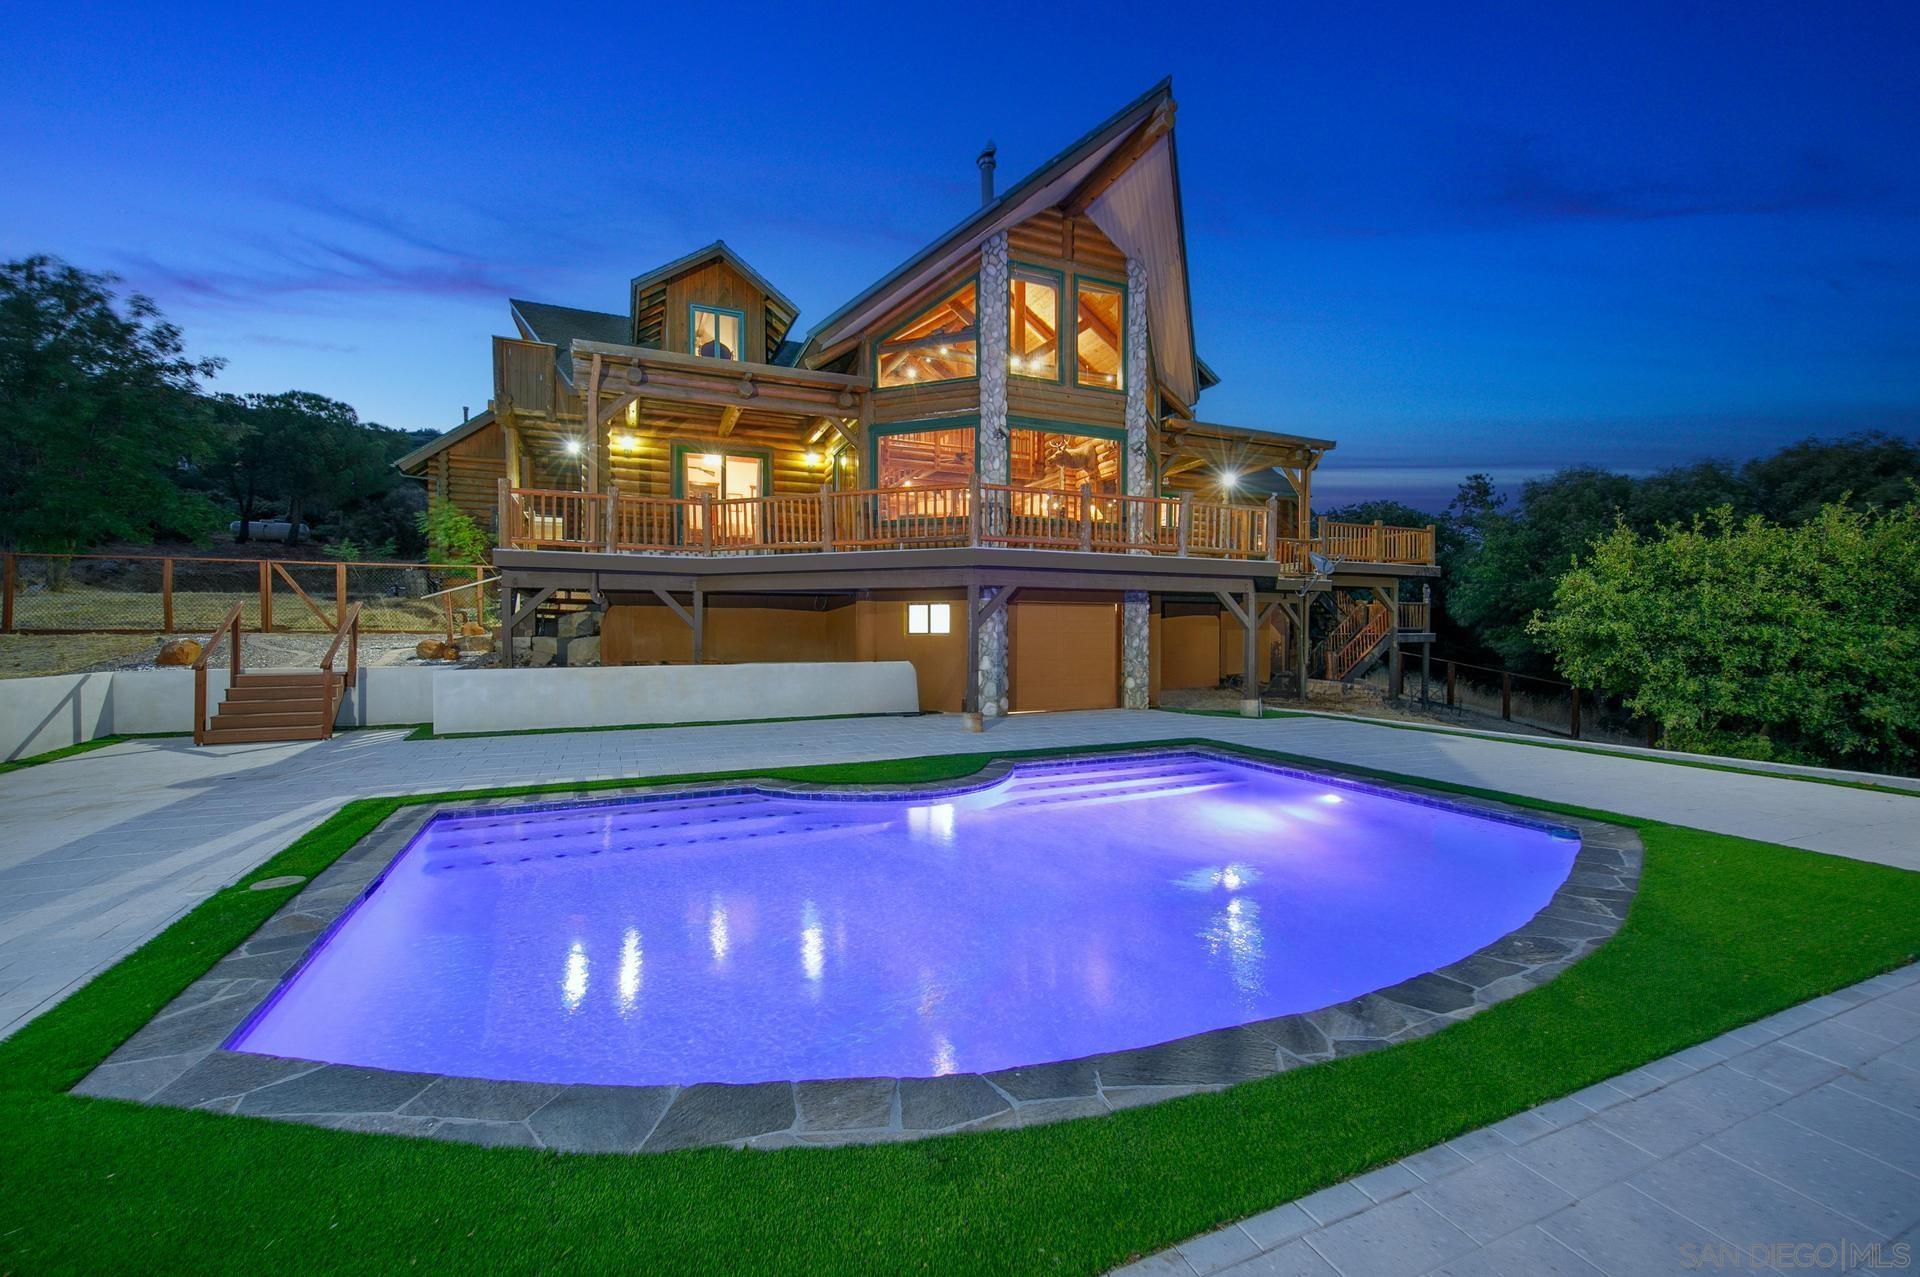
906, 603, 951, 635
876, 282, 978, 387
1075, 279, 1124, 389
691, 306, 743, 361
1011, 428, 1120, 494
1009, 269, 1059, 379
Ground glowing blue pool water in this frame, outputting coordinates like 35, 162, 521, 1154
229, 752, 1578, 1085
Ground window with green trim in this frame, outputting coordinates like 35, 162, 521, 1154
1009, 267, 1060, 380
691, 305, 744, 361
875, 282, 977, 387
1075, 279, 1124, 390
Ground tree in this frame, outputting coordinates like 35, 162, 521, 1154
417, 497, 490, 567
1742, 432, 1920, 524
1531, 500, 1920, 771
1446, 467, 1637, 672
0, 256, 224, 551
207, 391, 392, 544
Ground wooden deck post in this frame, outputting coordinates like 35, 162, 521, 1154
496, 478, 511, 549
161, 558, 174, 632
1264, 494, 1280, 559
691, 583, 705, 664
1241, 584, 1259, 717
1078, 483, 1093, 550
1502, 672, 1512, 721
1420, 641, 1431, 705
967, 474, 983, 546
701, 496, 716, 553
1177, 494, 1192, 556
819, 490, 834, 551
603, 493, 617, 554
258, 560, 272, 633
1294, 595, 1310, 703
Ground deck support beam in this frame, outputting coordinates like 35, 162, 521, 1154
1215, 585, 1263, 717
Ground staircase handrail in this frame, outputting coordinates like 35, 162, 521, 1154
320, 601, 364, 688
192, 602, 246, 745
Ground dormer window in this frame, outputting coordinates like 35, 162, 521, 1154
691, 305, 744, 361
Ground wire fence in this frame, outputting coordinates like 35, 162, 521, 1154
1365, 652, 1655, 745
2, 553, 496, 639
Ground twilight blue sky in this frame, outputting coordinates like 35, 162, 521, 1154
4, 2, 1916, 509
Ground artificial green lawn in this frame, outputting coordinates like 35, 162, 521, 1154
3, 738, 1917, 1275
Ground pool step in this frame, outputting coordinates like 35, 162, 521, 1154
989, 779, 1236, 813
424, 815, 894, 874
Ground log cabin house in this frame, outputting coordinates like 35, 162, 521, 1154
397, 79, 1436, 720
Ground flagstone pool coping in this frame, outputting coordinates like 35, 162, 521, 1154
72, 746, 1643, 1153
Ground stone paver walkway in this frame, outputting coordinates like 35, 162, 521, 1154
2, 709, 1914, 1041
1119, 963, 1920, 1277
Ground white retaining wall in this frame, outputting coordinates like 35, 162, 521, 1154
1, 661, 920, 758
431, 662, 921, 736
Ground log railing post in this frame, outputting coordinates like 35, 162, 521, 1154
1078, 483, 1093, 551
161, 558, 175, 632
968, 474, 983, 545
701, 495, 716, 553
819, 489, 835, 551
1501, 672, 1512, 721
1265, 494, 1280, 559
603, 493, 617, 553
258, 560, 272, 633
496, 478, 511, 548
1177, 494, 1192, 556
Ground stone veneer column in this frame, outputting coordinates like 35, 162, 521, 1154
976, 232, 1011, 716
1121, 257, 1152, 708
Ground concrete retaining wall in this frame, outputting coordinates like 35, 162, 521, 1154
1, 661, 919, 758
431, 662, 921, 736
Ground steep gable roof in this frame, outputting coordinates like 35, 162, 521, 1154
798, 79, 1203, 404
628, 240, 799, 317
509, 299, 629, 383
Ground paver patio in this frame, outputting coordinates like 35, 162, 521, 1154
1118, 962, 1920, 1276
2, 709, 1915, 1039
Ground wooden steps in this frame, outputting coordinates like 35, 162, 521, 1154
201, 671, 344, 745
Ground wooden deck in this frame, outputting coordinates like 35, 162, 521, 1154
496, 480, 1435, 568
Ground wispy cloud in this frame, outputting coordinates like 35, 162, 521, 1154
239, 332, 361, 354
1459, 134, 1897, 225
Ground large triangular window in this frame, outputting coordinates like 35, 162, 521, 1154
875, 281, 978, 387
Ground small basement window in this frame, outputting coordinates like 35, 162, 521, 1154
906, 603, 951, 635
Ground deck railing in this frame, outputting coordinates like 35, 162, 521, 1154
496, 480, 1436, 566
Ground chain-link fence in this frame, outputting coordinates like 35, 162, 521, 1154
2, 554, 495, 638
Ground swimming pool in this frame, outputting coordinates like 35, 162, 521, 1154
228, 751, 1580, 1087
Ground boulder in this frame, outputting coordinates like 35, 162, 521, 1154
557, 608, 600, 639
459, 635, 494, 655
459, 620, 489, 638
156, 638, 202, 666
415, 639, 456, 661
560, 635, 600, 667
521, 642, 554, 668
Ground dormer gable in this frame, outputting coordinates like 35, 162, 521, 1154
627, 241, 800, 365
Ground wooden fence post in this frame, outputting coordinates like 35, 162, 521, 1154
1445, 660, 1456, 707
1570, 686, 1582, 740
258, 560, 273, 633
334, 562, 347, 624
160, 558, 174, 632
1501, 672, 1512, 721
2, 553, 13, 634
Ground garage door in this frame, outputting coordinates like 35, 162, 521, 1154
1011, 601, 1119, 711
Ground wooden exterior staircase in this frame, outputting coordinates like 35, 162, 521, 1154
192, 601, 362, 746
1320, 597, 1395, 683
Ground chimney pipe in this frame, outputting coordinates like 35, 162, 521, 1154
462, 405, 470, 424
977, 141, 997, 206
